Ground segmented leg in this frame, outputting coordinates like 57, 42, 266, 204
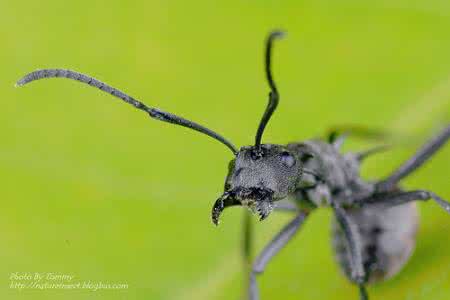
242, 202, 299, 272
332, 203, 368, 300
355, 145, 390, 162
328, 131, 348, 150
249, 212, 308, 300
327, 126, 388, 149
362, 190, 450, 214
241, 211, 253, 300
274, 201, 299, 212
243, 211, 253, 267
242, 202, 298, 270
377, 125, 450, 192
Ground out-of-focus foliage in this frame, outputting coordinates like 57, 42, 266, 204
1, 0, 449, 299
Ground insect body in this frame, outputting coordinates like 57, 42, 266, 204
332, 198, 419, 283
17, 31, 450, 300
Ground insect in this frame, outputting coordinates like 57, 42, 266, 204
16, 31, 450, 300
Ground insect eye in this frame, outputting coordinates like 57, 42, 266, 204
280, 151, 296, 168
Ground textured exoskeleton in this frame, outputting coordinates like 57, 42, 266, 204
16, 31, 450, 300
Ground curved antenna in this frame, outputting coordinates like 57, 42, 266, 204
16, 69, 238, 155
254, 30, 285, 152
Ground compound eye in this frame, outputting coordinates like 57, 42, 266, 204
280, 151, 296, 168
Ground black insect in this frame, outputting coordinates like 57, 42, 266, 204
17, 31, 450, 300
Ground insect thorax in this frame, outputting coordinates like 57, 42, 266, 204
287, 139, 375, 208
287, 139, 419, 283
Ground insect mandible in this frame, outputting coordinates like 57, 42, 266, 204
16, 31, 450, 300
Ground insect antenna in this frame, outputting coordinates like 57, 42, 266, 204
16, 69, 238, 155
254, 30, 285, 154
355, 144, 390, 161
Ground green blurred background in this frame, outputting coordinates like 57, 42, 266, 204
1, 0, 449, 299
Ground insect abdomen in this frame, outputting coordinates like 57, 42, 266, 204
331, 202, 418, 283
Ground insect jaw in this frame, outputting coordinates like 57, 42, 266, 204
211, 187, 275, 226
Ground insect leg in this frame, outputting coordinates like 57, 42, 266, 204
242, 202, 298, 266
249, 212, 308, 300
355, 145, 390, 162
242, 210, 253, 268
332, 204, 368, 300
242, 201, 298, 293
274, 201, 299, 212
362, 190, 450, 214
328, 130, 348, 150
377, 125, 450, 192
241, 210, 253, 299
327, 126, 388, 150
